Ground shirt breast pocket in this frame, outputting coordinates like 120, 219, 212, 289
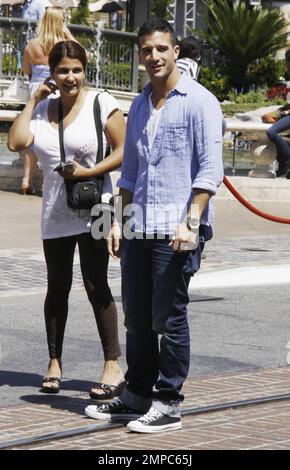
162, 124, 188, 156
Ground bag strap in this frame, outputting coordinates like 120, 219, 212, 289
93, 94, 104, 195
58, 93, 103, 165
93, 93, 104, 165
58, 101, 66, 163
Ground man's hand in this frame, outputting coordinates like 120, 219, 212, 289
107, 221, 122, 259
169, 222, 199, 252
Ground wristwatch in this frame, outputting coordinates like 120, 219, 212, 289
186, 216, 200, 231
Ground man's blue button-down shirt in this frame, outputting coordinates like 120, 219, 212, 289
22, 0, 48, 21
117, 73, 224, 240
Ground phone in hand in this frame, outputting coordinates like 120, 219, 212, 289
44, 78, 58, 94
53, 162, 75, 172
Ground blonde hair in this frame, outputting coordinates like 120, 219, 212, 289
37, 7, 65, 55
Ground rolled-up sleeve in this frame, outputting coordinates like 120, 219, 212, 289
117, 104, 139, 193
192, 94, 224, 195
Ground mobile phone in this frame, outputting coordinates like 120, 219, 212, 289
53, 163, 62, 172
53, 162, 74, 172
46, 78, 58, 93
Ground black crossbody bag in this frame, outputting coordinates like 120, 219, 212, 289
58, 94, 104, 210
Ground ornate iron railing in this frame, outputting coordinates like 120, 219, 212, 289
0, 17, 139, 92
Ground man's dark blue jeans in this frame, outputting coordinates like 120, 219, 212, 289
120, 236, 201, 407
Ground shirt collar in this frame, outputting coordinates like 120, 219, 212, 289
143, 73, 189, 97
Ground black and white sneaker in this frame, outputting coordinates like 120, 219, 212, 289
85, 398, 142, 421
127, 406, 182, 433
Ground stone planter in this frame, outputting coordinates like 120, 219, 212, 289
225, 118, 277, 178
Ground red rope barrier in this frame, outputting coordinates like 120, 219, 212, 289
223, 176, 290, 225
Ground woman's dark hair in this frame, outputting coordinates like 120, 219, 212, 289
49, 40, 87, 73
178, 36, 201, 61
137, 19, 177, 48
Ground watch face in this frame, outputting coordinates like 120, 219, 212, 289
187, 217, 199, 230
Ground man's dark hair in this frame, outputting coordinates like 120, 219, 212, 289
285, 48, 290, 64
137, 18, 177, 48
178, 36, 201, 61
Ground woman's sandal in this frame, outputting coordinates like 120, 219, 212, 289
21, 185, 36, 196
89, 380, 126, 400
40, 376, 61, 394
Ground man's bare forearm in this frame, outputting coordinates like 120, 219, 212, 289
189, 189, 212, 220
117, 188, 133, 225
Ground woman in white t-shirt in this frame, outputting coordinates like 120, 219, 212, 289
8, 40, 126, 397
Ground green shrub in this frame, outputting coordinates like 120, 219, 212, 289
2, 54, 17, 75
86, 61, 132, 90
72, 33, 94, 50
221, 87, 286, 117
199, 59, 287, 105
227, 88, 268, 104
70, 0, 90, 25
198, 66, 231, 101
246, 56, 285, 89
102, 63, 131, 90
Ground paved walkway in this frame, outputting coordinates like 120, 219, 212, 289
1, 367, 290, 450
1, 188, 290, 450
1, 190, 290, 297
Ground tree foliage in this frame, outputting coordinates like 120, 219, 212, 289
70, 0, 90, 25
199, 0, 288, 90
150, 0, 171, 20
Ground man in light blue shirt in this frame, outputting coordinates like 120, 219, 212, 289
85, 19, 223, 433
22, 0, 51, 21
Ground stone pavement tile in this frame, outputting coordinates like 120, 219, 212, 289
210, 437, 276, 450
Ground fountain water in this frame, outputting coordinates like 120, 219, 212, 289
94, 20, 105, 90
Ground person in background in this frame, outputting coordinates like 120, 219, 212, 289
22, 0, 52, 21
176, 35, 201, 81
21, 6, 76, 194
8, 40, 126, 397
177, 36, 227, 152
262, 49, 290, 178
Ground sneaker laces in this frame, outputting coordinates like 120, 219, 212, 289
99, 398, 122, 411
139, 407, 162, 424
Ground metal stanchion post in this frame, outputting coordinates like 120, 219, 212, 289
232, 132, 237, 175
131, 42, 139, 93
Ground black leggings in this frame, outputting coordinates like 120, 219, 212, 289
43, 233, 121, 360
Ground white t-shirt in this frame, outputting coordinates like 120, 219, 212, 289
147, 93, 164, 152
30, 90, 119, 239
